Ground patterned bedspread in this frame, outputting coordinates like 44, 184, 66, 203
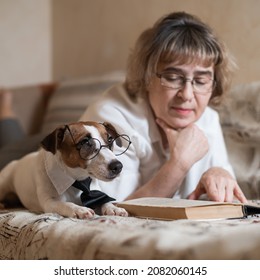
1, 208, 260, 260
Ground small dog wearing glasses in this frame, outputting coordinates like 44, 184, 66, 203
0, 121, 130, 218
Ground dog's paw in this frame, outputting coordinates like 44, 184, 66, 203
101, 203, 128, 217
72, 206, 95, 219
113, 206, 128, 217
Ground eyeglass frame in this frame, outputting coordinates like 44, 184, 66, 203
65, 123, 132, 160
156, 72, 216, 94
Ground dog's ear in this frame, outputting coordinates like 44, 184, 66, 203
41, 126, 66, 154
103, 122, 122, 147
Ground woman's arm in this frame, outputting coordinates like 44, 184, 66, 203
127, 120, 209, 199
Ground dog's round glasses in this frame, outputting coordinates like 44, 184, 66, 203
156, 72, 216, 95
65, 124, 131, 160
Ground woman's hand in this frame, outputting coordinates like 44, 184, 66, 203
188, 167, 247, 203
156, 118, 209, 171
127, 119, 209, 200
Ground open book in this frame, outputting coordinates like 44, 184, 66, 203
116, 197, 260, 220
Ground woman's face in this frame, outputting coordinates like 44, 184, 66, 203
147, 62, 214, 129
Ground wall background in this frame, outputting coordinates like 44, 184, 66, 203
0, 0, 52, 87
1, 0, 260, 88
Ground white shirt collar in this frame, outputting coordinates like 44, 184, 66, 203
43, 151, 75, 195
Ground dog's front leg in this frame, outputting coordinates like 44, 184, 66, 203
101, 202, 128, 217
43, 198, 95, 219
36, 176, 95, 219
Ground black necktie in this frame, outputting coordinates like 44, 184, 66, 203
72, 177, 115, 209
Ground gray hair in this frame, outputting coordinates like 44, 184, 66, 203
125, 12, 236, 105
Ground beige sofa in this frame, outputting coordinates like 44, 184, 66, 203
0, 72, 260, 259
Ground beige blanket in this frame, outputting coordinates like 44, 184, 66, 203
1, 208, 260, 260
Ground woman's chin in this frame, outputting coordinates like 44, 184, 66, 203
167, 119, 194, 130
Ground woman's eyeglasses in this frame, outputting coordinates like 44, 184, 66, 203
156, 72, 216, 95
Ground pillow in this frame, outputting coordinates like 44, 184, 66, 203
41, 71, 125, 134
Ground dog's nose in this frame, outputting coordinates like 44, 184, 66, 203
108, 160, 123, 175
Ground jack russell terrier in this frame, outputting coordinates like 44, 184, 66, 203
0, 121, 131, 218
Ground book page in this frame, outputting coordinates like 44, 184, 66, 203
120, 197, 241, 208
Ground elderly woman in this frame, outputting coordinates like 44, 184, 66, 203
80, 11, 247, 203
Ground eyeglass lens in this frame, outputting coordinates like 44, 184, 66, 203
159, 73, 214, 94
79, 134, 131, 160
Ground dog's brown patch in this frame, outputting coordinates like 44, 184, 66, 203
59, 122, 92, 168
41, 121, 120, 169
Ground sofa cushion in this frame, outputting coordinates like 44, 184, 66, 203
41, 72, 125, 134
